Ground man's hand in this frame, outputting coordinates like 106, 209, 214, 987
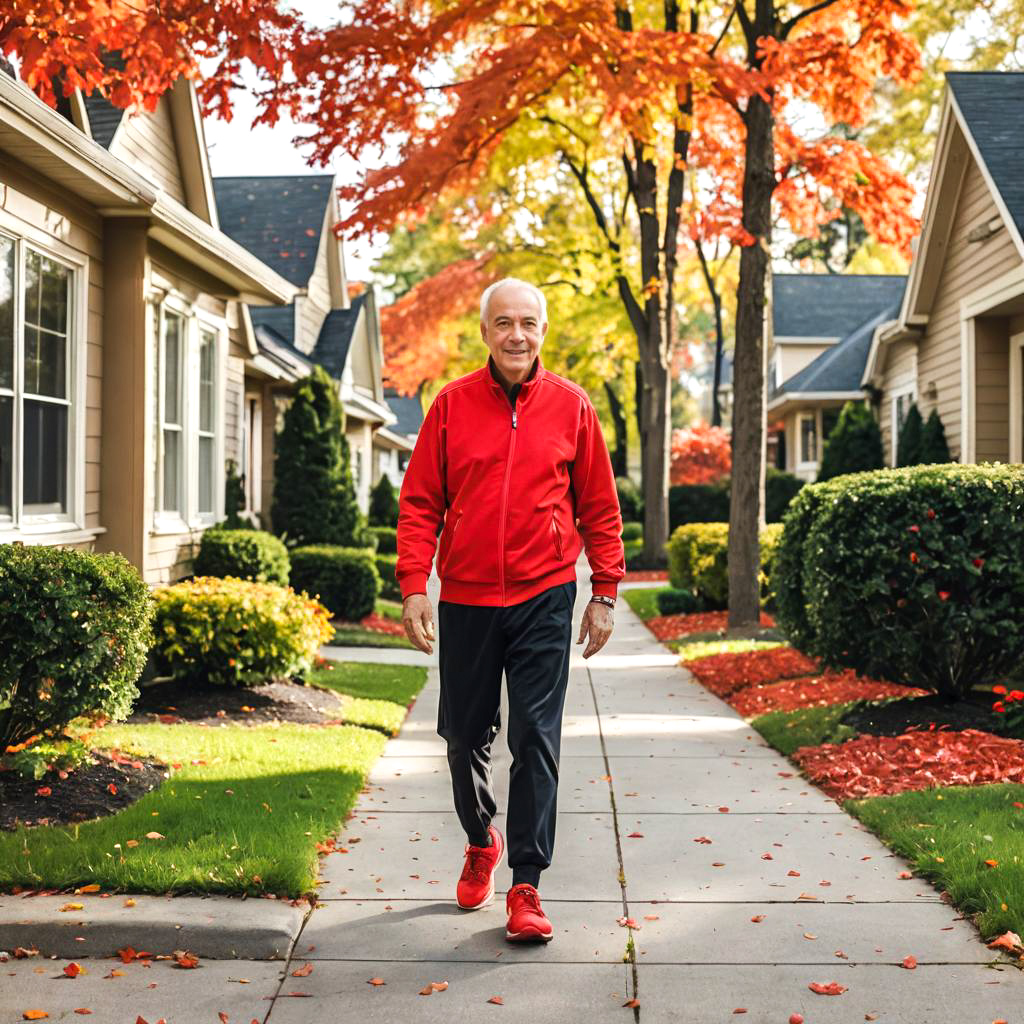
402, 593, 436, 655
577, 600, 614, 658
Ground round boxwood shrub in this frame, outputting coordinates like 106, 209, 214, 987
669, 482, 730, 530
667, 522, 782, 609
765, 468, 805, 523
0, 544, 153, 749
656, 586, 701, 615
776, 463, 1024, 699
621, 521, 643, 542
375, 553, 401, 601
194, 527, 290, 585
368, 526, 397, 554
290, 545, 380, 621
151, 576, 332, 686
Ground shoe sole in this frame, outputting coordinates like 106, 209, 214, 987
505, 927, 553, 942
456, 830, 505, 911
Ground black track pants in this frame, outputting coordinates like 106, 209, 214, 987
437, 579, 577, 877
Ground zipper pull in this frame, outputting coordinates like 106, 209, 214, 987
512, 410, 518, 429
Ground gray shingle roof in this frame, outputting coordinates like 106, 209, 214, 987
312, 294, 366, 379
947, 71, 1024, 244
212, 175, 334, 287
771, 301, 901, 399
82, 92, 124, 148
384, 387, 424, 438
773, 274, 907, 338
248, 306, 296, 348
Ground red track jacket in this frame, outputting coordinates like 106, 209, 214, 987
396, 353, 626, 606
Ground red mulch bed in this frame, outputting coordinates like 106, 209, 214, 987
646, 610, 776, 641
686, 647, 821, 696
335, 612, 406, 636
791, 727, 1024, 800
729, 670, 929, 717
622, 569, 669, 582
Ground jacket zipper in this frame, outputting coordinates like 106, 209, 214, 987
497, 402, 518, 604
551, 507, 562, 559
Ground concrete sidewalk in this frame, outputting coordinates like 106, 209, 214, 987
3, 560, 1022, 1023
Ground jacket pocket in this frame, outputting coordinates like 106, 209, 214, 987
439, 509, 463, 572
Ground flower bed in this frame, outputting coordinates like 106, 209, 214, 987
729, 671, 927, 717
686, 647, 820, 696
791, 727, 1024, 800
622, 569, 669, 583
355, 611, 406, 636
646, 610, 775, 641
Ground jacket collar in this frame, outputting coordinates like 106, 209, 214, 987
486, 351, 546, 395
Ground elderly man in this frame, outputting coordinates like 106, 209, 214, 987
396, 277, 625, 943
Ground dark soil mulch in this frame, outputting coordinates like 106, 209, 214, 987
839, 688, 1016, 739
124, 677, 346, 727
0, 748, 169, 831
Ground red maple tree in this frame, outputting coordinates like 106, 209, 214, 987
670, 424, 732, 486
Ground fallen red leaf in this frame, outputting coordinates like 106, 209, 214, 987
219, 1014, 229, 1023
367, 977, 386, 986
902, 955, 917, 969
622, 998, 640, 1008
62, 963, 82, 978
22, 1013, 49, 1020
291, 963, 313, 977
808, 981, 847, 995
487, 995, 504, 1005
626, 832, 644, 838
986, 931, 1022, 953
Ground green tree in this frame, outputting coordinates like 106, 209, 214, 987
223, 458, 247, 529
920, 408, 951, 464
817, 401, 884, 481
272, 365, 366, 548
896, 403, 924, 467
369, 473, 400, 528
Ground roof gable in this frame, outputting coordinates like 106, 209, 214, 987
213, 175, 335, 287
312, 293, 366, 379
384, 387, 424, 437
773, 274, 907, 338
772, 300, 901, 399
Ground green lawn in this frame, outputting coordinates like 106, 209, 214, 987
622, 585, 667, 621
330, 597, 414, 647
749, 700, 864, 755
308, 660, 427, 706
845, 782, 1024, 940
673, 637, 785, 660
1, 722, 386, 898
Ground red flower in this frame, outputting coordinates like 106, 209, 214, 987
993, 701, 1006, 713
973, 558, 985, 568
1009, 690, 1024, 701
927, 508, 936, 519
938, 590, 950, 601
993, 685, 1008, 695
909, 551, 919, 564
909, 524, 920, 533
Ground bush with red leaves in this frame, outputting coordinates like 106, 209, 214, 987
686, 647, 821, 696
791, 727, 1024, 800
728, 671, 928, 717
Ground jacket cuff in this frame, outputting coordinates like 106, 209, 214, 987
591, 580, 619, 600
399, 573, 429, 600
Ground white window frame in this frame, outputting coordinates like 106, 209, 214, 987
152, 291, 227, 534
891, 386, 916, 467
1010, 331, 1024, 463
0, 226, 87, 541
796, 410, 818, 470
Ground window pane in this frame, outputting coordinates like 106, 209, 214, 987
0, 395, 11, 516
800, 418, 817, 463
23, 398, 67, 513
163, 428, 180, 512
38, 255, 69, 334
23, 250, 68, 400
198, 436, 213, 514
199, 331, 214, 432
163, 313, 182, 425
0, 238, 13, 390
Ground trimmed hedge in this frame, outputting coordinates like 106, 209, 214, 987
194, 527, 290, 585
616, 475, 643, 522
621, 521, 643, 542
656, 586, 702, 615
669, 470, 804, 530
375, 553, 401, 601
667, 522, 783, 609
774, 463, 1024, 699
151, 576, 332, 686
290, 545, 380, 621
368, 526, 397, 554
0, 545, 153, 749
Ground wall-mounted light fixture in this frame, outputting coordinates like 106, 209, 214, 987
923, 379, 938, 401
966, 216, 1004, 244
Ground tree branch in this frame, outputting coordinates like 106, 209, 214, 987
780, 0, 842, 39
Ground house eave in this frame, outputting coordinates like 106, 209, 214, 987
767, 390, 865, 417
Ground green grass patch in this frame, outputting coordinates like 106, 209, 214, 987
308, 660, 427, 706
332, 696, 407, 735
0, 722, 387, 898
622, 586, 670, 621
375, 598, 403, 621
332, 626, 414, 648
749, 701, 863, 756
672, 638, 785, 660
844, 782, 1024, 940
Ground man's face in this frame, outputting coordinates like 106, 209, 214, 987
480, 283, 547, 384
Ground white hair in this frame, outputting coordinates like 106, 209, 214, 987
479, 277, 547, 324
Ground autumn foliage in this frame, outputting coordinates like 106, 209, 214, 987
670, 423, 732, 486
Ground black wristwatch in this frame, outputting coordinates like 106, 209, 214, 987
589, 595, 615, 608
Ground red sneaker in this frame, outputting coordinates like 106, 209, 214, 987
505, 883, 553, 942
456, 824, 505, 910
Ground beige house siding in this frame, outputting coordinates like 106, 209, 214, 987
879, 338, 917, 463
109, 98, 187, 204
0, 156, 105, 543
974, 316, 1011, 462
906, 155, 1022, 461
776, 342, 830, 383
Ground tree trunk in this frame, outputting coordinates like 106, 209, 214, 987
728, 51, 773, 630
603, 380, 628, 477
697, 243, 726, 429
